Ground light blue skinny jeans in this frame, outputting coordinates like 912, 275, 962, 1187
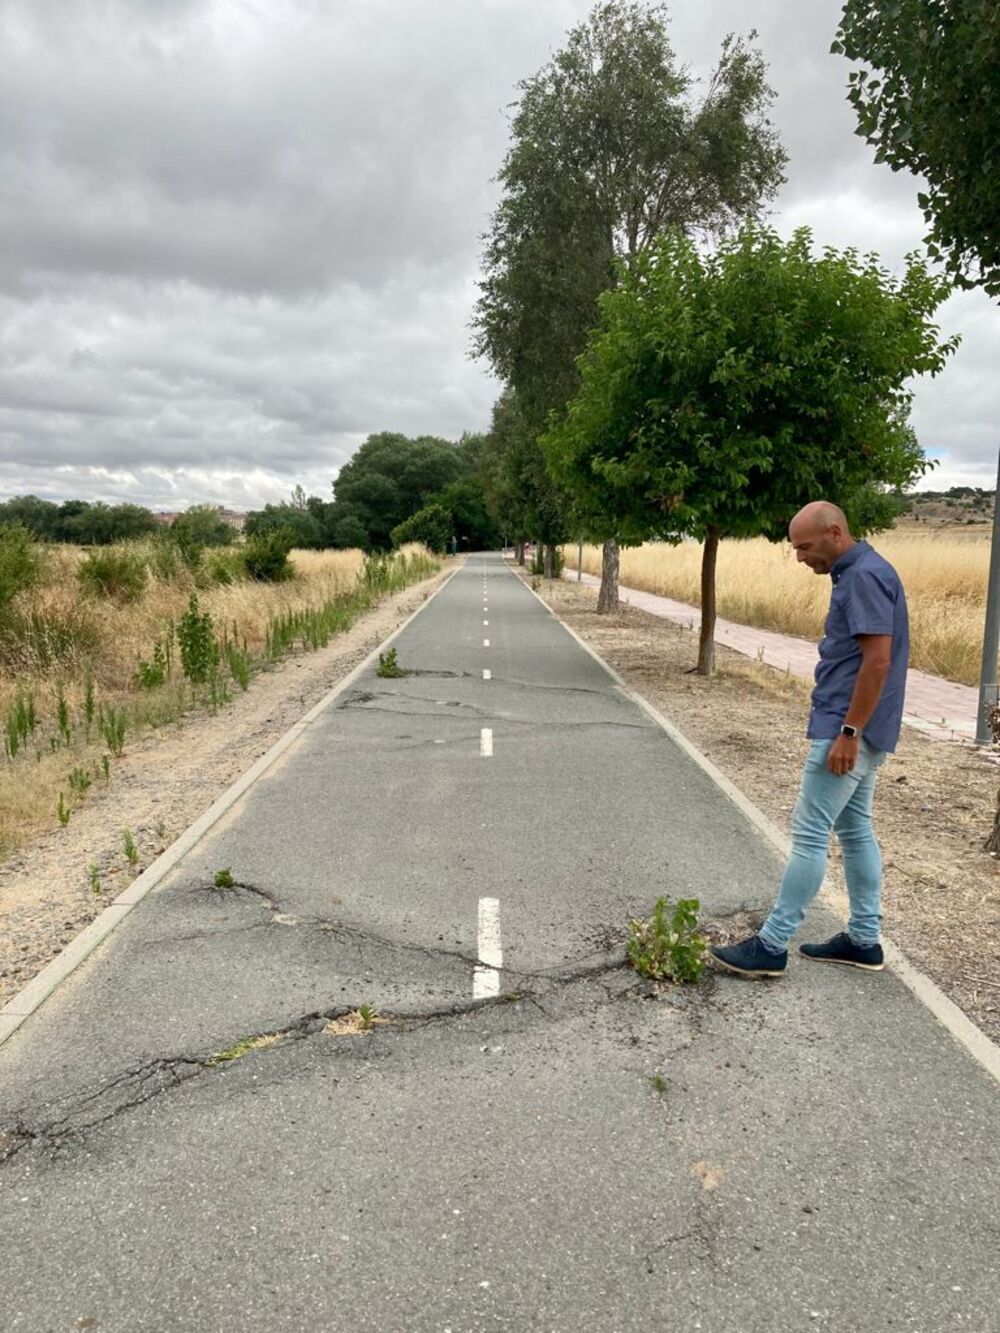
759, 738, 887, 951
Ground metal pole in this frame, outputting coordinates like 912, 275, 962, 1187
975, 445, 1000, 744
577, 537, 583, 581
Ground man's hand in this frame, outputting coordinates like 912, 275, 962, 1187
827, 734, 860, 775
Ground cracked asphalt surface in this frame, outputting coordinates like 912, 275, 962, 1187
1, 554, 998, 1333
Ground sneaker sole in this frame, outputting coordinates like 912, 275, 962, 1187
712, 956, 786, 979
799, 953, 884, 971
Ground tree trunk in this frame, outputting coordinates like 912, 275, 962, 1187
985, 786, 1000, 855
696, 526, 720, 675
597, 538, 620, 614
543, 544, 554, 579
516, 541, 525, 566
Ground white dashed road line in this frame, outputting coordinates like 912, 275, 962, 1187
473, 897, 502, 999
480, 727, 493, 757
483, 669, 491, 681
483, 638, 490, 647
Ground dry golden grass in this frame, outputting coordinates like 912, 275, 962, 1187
0, 543, 398, 855
564, 529, 989, 685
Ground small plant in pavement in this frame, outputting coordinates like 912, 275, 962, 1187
357, 1003, 377, 1030
376, 648, 407, 678
213, 868, 235, 889
627, 896, 706, 983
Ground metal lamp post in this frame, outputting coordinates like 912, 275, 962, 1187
975, 446, 1000, 744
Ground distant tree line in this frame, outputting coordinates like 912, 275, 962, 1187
0, 431, 504, 557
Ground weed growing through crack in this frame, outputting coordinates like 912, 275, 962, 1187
213, 868, 235, 889
122, 828, 139, 865
627, 896, 707, 983
651, 1072, 667, 1094
376, 647, 407, 678
206, 1033, 280, 1066
88, 863, 102, 895
357, 1002, 377, 1030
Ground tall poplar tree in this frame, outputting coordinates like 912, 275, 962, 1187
472, 0, 786, 604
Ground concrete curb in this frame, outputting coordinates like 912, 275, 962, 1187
516, 566, 1000, 1088
0, 564, 462, 1050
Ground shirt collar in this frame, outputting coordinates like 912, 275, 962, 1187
830, 540, 868, 583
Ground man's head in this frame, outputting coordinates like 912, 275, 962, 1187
788, 501, 855, 575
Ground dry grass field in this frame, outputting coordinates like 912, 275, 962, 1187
0, 542, 431, 854
564, 529, 989, 685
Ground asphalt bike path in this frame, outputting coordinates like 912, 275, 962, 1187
0, 554, 997, 1332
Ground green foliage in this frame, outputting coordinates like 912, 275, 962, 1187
68, 765, 92, 795
213, 868, 235, 889
0, 523, 41, 610
4, 689, 37, 759
78, 547, 148, 602
201, 550, 244, 586
57, 792, 70, 827
243, 501, 325, 550
545, 225, 956, 544
56, 682, 71, 746
122, 828, 139, 865
88, 863, 102, 895
324, 432, 484, 550
135, 640, 168, 690
376, 647, 407, 678
530, 546, 565, 578
177, 594, 219, 685
835, 0, 1000, 296
391, 503, 452, 554
100, 706, 127, 757
243, 527, 294, 582
357, 1003, 377, 1031
627, 896, 707, 983
83, 663, 95, 733
225, 643, 251, 691
101, 754, 111, 782
170, 505, 236, 551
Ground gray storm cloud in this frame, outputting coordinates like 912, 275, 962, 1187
1, 0, 996, 509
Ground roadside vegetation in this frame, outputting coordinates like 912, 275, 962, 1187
0, 533, 438, 855
565, 530, 989, 687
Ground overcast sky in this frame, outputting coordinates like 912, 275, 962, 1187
2, 0, 996, 512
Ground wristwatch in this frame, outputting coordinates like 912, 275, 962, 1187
839, 723, 859, 739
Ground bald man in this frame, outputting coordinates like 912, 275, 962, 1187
712, 501, 909, 977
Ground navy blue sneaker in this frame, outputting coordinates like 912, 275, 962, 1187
799, 932, 884, 970
711, 934, 787, 978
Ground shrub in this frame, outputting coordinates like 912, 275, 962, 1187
78, 547, 148, 602
177, 593, 219, 685
627, 896, 706, 983
243, 527, 294, 582
391, 503, 451, 554
0, 523, 41, 610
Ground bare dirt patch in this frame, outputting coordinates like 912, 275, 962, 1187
0, 564, 455, 1007
526, 571, 1000, 1045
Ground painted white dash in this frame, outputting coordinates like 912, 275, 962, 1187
483, 619, 489, 626
478, 898, 502, 968
473, 965, 499, 999
483, 669, 491, 680
480, 727, 493, 757
483, 638, 490, 647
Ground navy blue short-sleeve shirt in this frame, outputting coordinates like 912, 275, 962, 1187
808, 541, 909, 753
